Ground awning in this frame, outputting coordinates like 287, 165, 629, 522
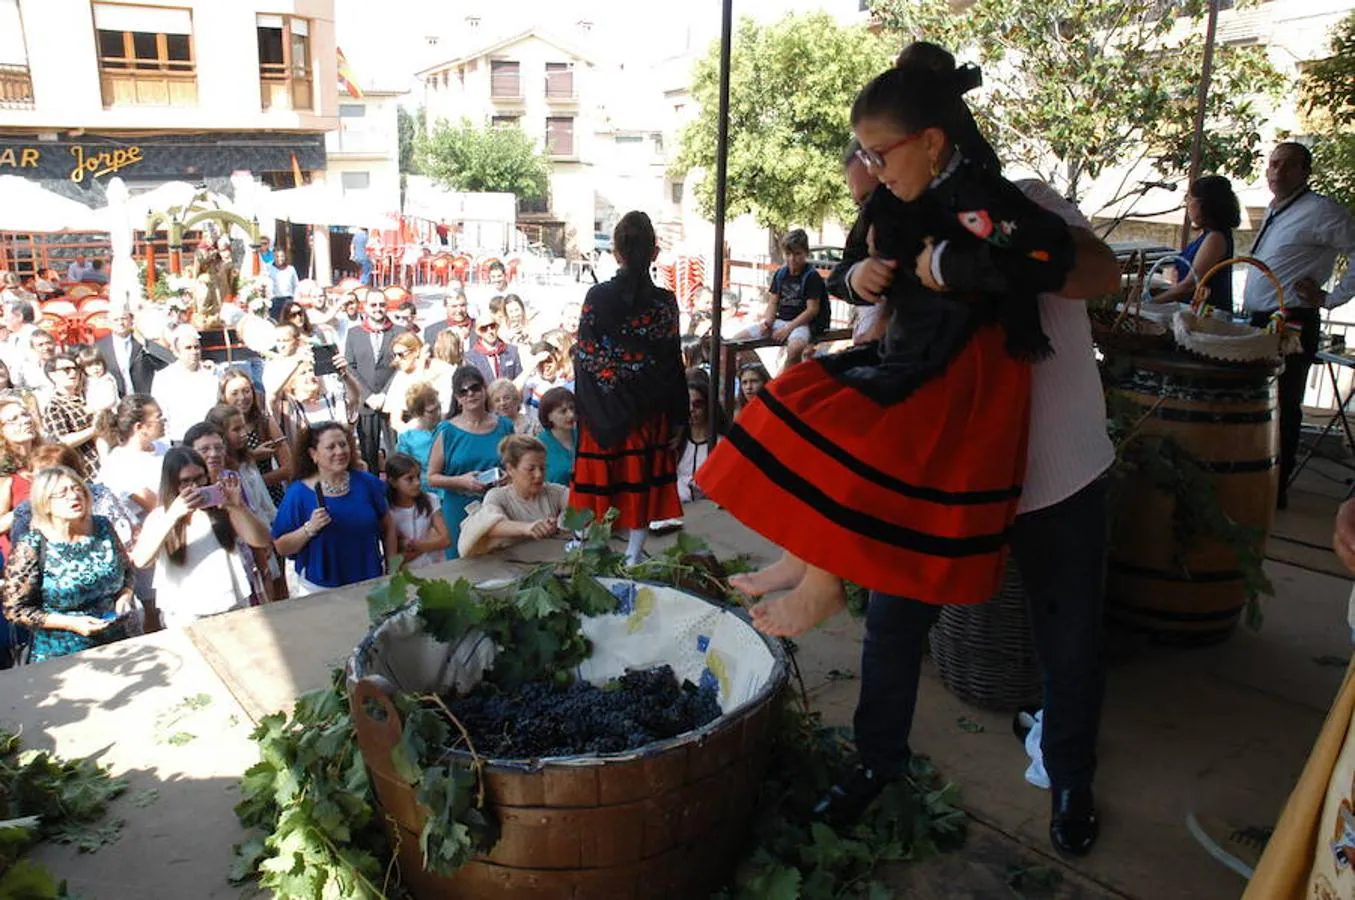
0, 176, 110, 232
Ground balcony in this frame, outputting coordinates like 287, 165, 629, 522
260, 63, 313, 111
0, 64, 33, 110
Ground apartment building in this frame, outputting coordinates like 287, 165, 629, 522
324, 86, 404, 219
417, 27, 599, 256
0, 0, 339, 207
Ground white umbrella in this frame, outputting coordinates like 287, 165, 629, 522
0, 175, 108, 232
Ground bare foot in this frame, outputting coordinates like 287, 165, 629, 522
750, 565, 846, 637
729, 553, 808, 598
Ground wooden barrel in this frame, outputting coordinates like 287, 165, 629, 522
1106, 352, 1279, 644
348, 611, 788, 898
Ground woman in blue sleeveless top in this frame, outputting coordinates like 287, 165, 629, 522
1155, 175, 1240, 313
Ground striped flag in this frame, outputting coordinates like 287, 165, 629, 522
336, 47, 364, 99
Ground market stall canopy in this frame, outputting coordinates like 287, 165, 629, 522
0, 176, 110, 232
267, 183, 398, 229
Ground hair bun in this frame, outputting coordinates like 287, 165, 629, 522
954, 63, 982, 94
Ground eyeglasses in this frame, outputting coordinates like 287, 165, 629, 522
392, 348, 413, 358
288, 310, 306, 319
855, 132, 924, 171
180, 344, 201, 350
457, 384, 485, 397
52, 365, 77, 374
52, 484, 84, 499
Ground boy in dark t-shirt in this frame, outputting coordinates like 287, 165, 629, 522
736, 229, 827, 368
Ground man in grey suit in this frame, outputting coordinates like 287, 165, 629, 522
344, 288, 397, 472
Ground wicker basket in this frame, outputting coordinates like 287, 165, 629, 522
928, 561, 1043, 711
1090, 251, 1171, 354
1172, 257, 1291, 363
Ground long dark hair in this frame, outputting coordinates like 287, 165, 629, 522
96, 393, 158, 447
291, 421, 356, 481
1190, 174, 1242, 230
612, 210, 657, 305
854, 42, 1001, 175
158, 446, 235, 566
385, 452, 432, 516
205, 403, 249, 468
681, 378, 728, 444
279, 300, 313, 337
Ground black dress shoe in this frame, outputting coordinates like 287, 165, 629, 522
813, 766, 895, 827
1050, 786, 1099, 856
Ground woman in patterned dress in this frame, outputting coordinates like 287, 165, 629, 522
569, 211, 688, 565
2, 465, 135, 662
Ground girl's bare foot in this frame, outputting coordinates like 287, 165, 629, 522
750, 565, 846, 637
729, 553, 807, 598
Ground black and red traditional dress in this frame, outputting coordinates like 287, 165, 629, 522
570, 269, 688, 529
697, 156, 1075, 605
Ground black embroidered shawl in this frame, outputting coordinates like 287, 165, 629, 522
572, 270, 689, 449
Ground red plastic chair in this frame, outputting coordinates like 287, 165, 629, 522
430, 254, 452, 287
450, 254, 472, 284
78, 296, 110, 317
383, 286, 410, 307
84, 310, 111, 341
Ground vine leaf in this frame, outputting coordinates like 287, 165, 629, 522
418, 578, 484, 644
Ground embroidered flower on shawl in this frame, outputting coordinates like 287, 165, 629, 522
574, 300, 680, 393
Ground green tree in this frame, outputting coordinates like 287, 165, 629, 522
870, 0, 1285, 208
671, 13, 891, 235
397, 105, 425, 175
414, 118, 550, 199
1302, 10, 1355, 213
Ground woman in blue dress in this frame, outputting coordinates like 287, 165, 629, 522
272, 422, 397, 594
2, 465, 134, 662
427, 366, 515, 558
1153, 174, 1240, 312
536, 386, 576, 486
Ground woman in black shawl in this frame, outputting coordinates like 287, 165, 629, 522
570, 211, 687, 563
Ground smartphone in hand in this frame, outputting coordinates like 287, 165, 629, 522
475, 467, 503, 486
197, 483, 226, 508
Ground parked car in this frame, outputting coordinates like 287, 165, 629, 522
808, 246, 843, 270
594, 231, 614, 256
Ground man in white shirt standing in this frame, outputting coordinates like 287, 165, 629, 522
1243, 142, 1355, 508
151, 327, 219, 443
96, 307, 151, 396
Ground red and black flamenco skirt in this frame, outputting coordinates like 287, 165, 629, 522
570, 413, 683, 530
697, 324, 1031, 606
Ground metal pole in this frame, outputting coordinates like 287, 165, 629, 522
709, 0, 733, 447
1180, 0, 1220, 249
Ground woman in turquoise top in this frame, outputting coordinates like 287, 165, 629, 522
536, 386, 577, 486
395, 382, 442, 487
427, 366, 515, 558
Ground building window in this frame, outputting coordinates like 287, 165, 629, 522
341, 171, 371, 191
546, 117, 574, 157
490, 60, 521, 99
257, 15, 312, 111
670, 181, 683, 204
0, 0, 33, 110
94, 3, 197, 107
491, 115, 520, 129
340, 103, 366, 118
545, 62, 574, 99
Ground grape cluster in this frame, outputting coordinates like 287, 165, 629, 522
447, 665, 722, 759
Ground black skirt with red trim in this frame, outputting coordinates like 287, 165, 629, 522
570, 413, 683, 530
696, 323, 1031, 605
